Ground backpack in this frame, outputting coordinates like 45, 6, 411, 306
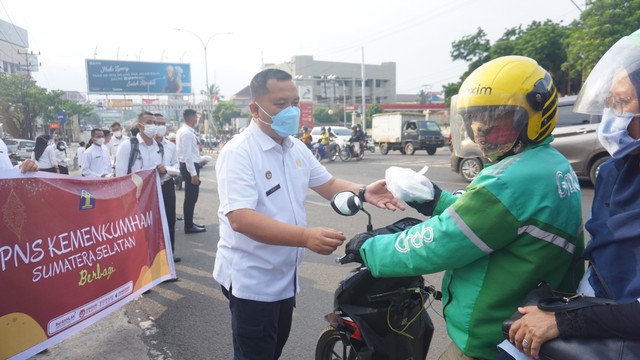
127, 137, 164, 174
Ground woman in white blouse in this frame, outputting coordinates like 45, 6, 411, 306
31, 135, 58, 173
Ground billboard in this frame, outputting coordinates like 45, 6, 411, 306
86, 59, 192, 95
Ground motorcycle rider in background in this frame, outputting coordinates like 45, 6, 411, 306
344, 56, 584, 360
348, 123, 366, 157
301, 126, 313, 150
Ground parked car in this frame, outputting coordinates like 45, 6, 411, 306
4, 139, 18, 154
450, 95, 609, 184
12, 139, 36, 160
310, 126, 352, 149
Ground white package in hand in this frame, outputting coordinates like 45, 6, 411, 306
385, 166, 434, 203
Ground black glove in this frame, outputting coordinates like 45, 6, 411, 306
343, 232, 375, 264
406, 183, 442, 217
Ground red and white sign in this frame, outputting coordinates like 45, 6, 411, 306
0, 169, 175, 360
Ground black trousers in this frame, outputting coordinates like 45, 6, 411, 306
161, 178, 176, 252
221, 286, 295, 360
179, 162, 200, 229
58, 166, 69, 175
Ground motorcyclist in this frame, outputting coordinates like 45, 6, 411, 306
301, 126, 313, 150
318, 126, 329, 158
344, 56, 585, 359
348, 124, 366, 156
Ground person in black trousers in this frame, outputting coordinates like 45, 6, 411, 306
176, 109, 206, 234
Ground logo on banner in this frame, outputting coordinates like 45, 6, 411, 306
79, 190, 96, 210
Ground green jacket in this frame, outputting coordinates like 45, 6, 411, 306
360, 138, 584, 359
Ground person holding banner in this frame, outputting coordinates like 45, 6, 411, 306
0, 138, 37, 171
114, 111, 167, 178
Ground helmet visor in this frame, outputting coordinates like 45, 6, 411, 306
574, 29, 640, 115
451, 93, 526, 161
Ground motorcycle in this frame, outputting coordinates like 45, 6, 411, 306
339, 141, 365, 162
314, 140, 339, 162
315, 191, 440, 360
366, 137, 376, 153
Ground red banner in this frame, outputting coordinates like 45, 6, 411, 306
0, 169, 175, 360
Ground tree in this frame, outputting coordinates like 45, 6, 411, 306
313, 107, 339, 125
0, 73, 93, 138
565, 0, 640, 83
365, 103, 384, 129
210, 101, 242, 132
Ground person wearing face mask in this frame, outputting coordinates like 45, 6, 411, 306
54, 140, 69, 174
114, 111, 167, 178
499, 29, 640, 360
82, 128, 112, 178
154, 113, 181, 264
109, 122, 129, 164
176, 108, 206, 234
213, 68, 404, 360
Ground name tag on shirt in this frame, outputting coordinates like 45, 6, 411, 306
266, 184, 281, 197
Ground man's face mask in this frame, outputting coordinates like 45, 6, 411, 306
597, 108, 640, 158
256, 103, 301, 138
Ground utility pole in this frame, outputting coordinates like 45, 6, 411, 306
18, 50, 40, 139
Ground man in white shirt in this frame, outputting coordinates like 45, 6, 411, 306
154, 113, 181, 263
214, 68, 403, 360
176, 109, 206, 234
114, 112, 166, 177
109, 122, 129, 163
82, 129, 112, 178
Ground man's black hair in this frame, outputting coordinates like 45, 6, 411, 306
250, 68, 292, 101
91, 128, 103, 138
137, 111, 154, 122
103, 129, 111, 136
111, 122, 121, 128
183, 109, 197, 121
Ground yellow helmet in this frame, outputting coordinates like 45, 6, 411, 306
451, 56, 558, 161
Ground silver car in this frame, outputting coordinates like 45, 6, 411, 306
450, 96, 609, 184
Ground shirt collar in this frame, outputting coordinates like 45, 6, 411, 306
246, 120, 294, 151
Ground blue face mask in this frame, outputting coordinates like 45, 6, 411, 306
256, 103, 301, 138
597, 108, 640, 158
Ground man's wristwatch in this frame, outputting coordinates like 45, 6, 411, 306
358, 186, 366, 203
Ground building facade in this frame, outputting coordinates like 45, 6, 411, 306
266, 55, 396, 109
0, 19, 36, 74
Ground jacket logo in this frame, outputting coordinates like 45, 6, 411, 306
395, 226, 434, 253
265, 171, 272, 180
556, 170, 579, 199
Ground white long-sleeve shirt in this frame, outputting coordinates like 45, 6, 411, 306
176, 124, 201, 177
159, 137, 179, 183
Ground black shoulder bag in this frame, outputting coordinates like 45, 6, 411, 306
502, 263, 640, 360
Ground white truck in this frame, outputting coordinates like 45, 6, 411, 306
371, 112, 445, 155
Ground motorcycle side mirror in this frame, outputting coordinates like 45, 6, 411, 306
330, 191, 361, 216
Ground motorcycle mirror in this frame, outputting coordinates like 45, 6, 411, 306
330, 191, 361, 216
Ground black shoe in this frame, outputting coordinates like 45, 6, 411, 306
143, 289, 151, 294
164, 277, 179, 283
193, 223, 206, 229
177, 217, 183, 221
185, 226, 206, 234
173, 257, 181, 263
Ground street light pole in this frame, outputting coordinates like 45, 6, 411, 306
174, 28, 232, 101
328, 75, 347, 127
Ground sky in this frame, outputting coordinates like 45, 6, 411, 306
0, 0, 583, 99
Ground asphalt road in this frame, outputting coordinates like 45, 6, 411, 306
33, 146, 595, 360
